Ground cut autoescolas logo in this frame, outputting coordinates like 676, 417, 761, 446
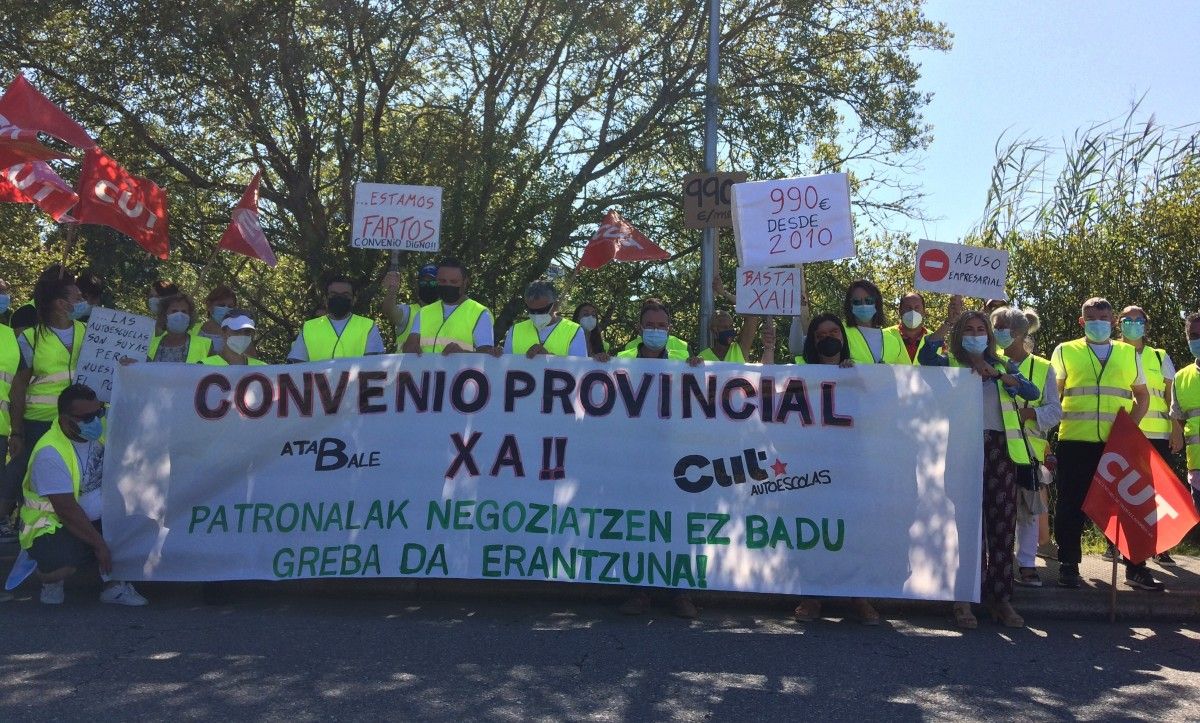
673, 447, 832, 496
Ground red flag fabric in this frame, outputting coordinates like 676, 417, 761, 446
0, 74, 95, 149
0, 161, 79, 221
74, 147, 168, 259
577, 210, 670, 270
0, 127, 69, 167
218, 171, 276, 267
1082, 409, 1200, 564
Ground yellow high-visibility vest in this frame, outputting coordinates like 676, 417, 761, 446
623, 335, 688, 354
1138, 347, 1171, 440
19, 419, 80, 549
1014, 354, 1052, 461
395, 303, 420, 351
699, 344, 745, 362
882, 325, 926, 365
1057, 339, 1138, 442
418, 300, 489, 353
1174, 362, 1200, 470
302, 314, 375, 360
949, 354, 1031, 464
845, 326, 903, 365
21, 323, 84, 422
617, 346, 688, 360
200, 355, 267, 366
511, 318, 581, 356
148, 333, 213, 363
0, 326, 19, 435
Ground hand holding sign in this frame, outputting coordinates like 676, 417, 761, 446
731, 173, 854, 267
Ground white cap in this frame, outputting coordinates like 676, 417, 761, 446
221, 314, 256, 331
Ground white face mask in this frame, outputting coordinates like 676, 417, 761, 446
530, 313, 553, 329
225, 335, 253, 354
901, 310, 923, 330
578, 315, 597, 332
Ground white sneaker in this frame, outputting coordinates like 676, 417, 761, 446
99, 582, 148, 606
39, 580, 64, 605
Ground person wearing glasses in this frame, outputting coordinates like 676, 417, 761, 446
288, 276, 385, 362
383, 264, 439, 352
842, 280, 906, 365
18, 383, 147, 606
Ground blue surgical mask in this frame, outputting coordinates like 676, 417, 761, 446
70, 300, 91, 320
993, 329, 1014, 350
642, 329, 669, 350
851, 304, 876, 322
0, 294, 10, 314
1084, 320, 1112, 343
212, 305, 231, 323
1120, 319, 1145, 341
961, 334, 989, 355
1190, 339, 1200, 360
76, 417, 103, 442
166, 311, 191, 334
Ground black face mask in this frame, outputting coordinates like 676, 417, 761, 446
815, 336, 843, 358
417, 285, 439, 305
327, 296, 353, 318
438, 285, 462, 304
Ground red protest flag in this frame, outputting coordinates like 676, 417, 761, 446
1082, 410, 1200, 564
218, 171, 277, 267
577, 210, 670, 270
0, 127, 69, 167
74, 147, 169, 259
0, 73, 95, 149
0, 161, 80, 221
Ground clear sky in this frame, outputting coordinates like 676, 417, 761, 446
895, 0, 1200, 242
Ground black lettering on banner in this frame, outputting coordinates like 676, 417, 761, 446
279, 373, 314, 416
315, 372, 349, 415
235, 373, 274, 418
614, 371, 652, 417
578, 371, 615, 416
539, 437, 568, 480
682, 374, 717, 419
504, 370, 536, 412
451, 368, 489, 413
357, 370, 388, 413
446, 432, 482, 478
489, 434, 526, 477
196, 373, 231, 420
720, 378, 756, 420
821, 381, 853, 427
674, 454, 713, 493
541, 369, 575, 414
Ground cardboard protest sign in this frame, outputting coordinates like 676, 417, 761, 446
351, 182, 441, 251
735, 266, 803, 315
914, 239, 1008, 299
74, 308, 154, 402
731, 173, 854, 267
682, 171, 747, 229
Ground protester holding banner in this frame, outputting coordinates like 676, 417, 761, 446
20, 383, 147, 606
842, 280, 904, 364
794, 313, 854, 367
382, 265, 438, 351
146, 294, 213, 364
572, 302, 609, 356
501, 281, 586, 358
920, 310, 1039, 628
1169, 311, 1200, 514
193, 285, 238, 353
991, 306, 1060, 587
620, 331, 689, 355
603, 301, 691, 363
885, 292, 929, 364
1050, 297, 1163, 591
1111, 305, 1179, 565
200, 311, 265, 366
402, 258, 494, 355
290, 276, 386, 361
0, 275, 86, 543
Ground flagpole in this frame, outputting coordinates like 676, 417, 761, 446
697, 0, 720, 349
1109, 529, 1119, 624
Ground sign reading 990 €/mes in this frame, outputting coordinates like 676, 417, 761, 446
351, 182, 442, 251
731, 173, 855, 267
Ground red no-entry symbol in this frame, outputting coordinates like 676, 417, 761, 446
918, 248, 950, 282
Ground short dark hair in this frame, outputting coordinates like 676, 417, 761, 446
437, 257, 469, 278
325, 275, 355, 294
151, 279, 179, 297
58, 383, 97, 414
802, 313, 851, 365
205, 284, 237, 306
77, 269, 104, 299
843, 279, 886, 328
639, 298, 670, 323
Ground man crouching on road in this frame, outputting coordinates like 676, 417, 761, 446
19, 383, 147, 606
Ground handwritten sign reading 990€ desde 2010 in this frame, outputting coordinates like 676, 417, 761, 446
731, 173, 854, 267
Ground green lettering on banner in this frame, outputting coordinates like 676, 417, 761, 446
478, 499, 500, 530
235, 502, 253, 531
559, 506, 580, 536
364, 500, 384, 530
650, 511, 671, 543
526, 503, 549, 534
686, 512, 706, 544
298, 546, 320, 576
325, 503, 343, 531
428, 500, 451, 530
625, 509, 645, 542
795, 517, 820, 550
189, 505, 211, 533
387, 500, 409, 529
824, 519, 845, 551
745, 515, 767, 549
481, 544, 502, 577
302, 502, 323, 531
527, 546, 549, 577
273, 547, 293, 577
253, 503, 273, 532
505, 544, 527, 576
454, 500, 475, 530
209, 505, 228, 533
277, 503, 299, 532
466, 545, 709, 588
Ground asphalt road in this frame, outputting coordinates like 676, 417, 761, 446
1, 584, 1198, 722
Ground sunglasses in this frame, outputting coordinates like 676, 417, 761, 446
851, 297, 876, 306
72, 407, 106, 424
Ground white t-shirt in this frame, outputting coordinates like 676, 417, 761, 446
409, 304, 495, 349
858, 326, 884, 363
31, 438, 104, 521
288, 316, 386, 361
17, 325, 75, 368
502, 320, 588, 357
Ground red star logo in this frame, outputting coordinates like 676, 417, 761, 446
770, 458, 788, 476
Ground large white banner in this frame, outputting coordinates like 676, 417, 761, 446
103, 357, 984, 601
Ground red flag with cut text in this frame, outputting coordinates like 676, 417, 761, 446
577, 210, 669, 270
218, 171, 277, 267
74, 147, 168, 258
1082, 410, 1200, 564
0, 73, 94, 149
0, 161, 79, 221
